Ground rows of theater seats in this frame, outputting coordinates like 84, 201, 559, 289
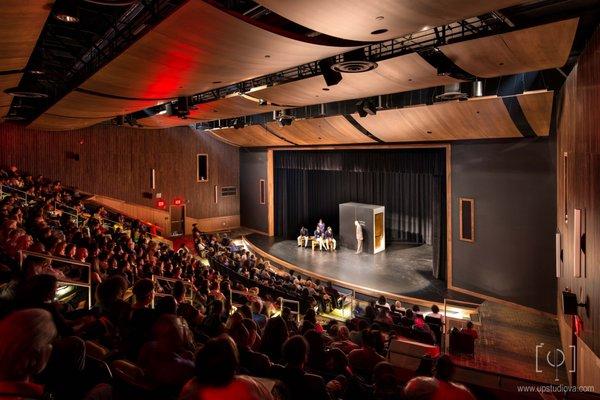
0, 166, 517, 400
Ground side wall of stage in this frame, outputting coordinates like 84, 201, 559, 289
451, 138, 556, 313
240, 149, 269, 233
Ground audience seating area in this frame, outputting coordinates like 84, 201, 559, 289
0, 166, 482, 400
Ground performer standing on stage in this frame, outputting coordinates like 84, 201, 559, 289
297, 226, 309, 247
355, 220, 363, 254
324, 226, 336, 251
317, 219, 326, 235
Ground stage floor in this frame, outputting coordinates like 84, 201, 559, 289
245, 234, 481, 305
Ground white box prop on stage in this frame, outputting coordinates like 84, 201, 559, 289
338, 202, 385, 254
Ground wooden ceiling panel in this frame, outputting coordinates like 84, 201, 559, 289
256, 0, 525, 42
517, 91, 553, 136
47, 91, 159, 119
28, 114, 109, 131
250, 53, 460, 106
79, 1, 357, 99
266, 115, 375, 145
0, 74, 22, 117
355, 97, 523, 142
0, 1, 50, 71
137, 95, 282, 128
210, 124, 291, 147
440, 19, 579, 78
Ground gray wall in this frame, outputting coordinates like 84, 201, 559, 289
240, 149, 268, 233
451, 138, 556, 313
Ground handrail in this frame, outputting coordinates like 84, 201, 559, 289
280, 297, 300, 323
151, 275, 195, 307
19, 250, 92, 308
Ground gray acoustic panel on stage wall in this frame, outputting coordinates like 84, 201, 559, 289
339, 202, 385, 254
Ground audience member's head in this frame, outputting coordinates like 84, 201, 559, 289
194, 335, 239, 387
132, 278, 154, 307
0, 309, 57, 381
282, 335, 308, 368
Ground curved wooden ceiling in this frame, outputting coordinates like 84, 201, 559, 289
440, 18, 579, 78
518, 90, 553, 136
31, 0, 358, 129
249, 53, 460, 107
0, 0, 50, 117
212, 91, 553, 147
266, 115, 376, 145
136, 94, 283, 128
256, 0, 525, 42
210, 124, 291, 147
29, 114, 110, 132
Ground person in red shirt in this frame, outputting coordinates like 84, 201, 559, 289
460, 321, 479, 340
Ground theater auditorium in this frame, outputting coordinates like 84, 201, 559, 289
0, 1, 599, 399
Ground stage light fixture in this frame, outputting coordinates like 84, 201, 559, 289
233, 119, 245, 129
54, 0, 80, 24
176, 96, 190, 118
258, 99, 268, 106
4, 86, 48, 99
318, 58, 342, 87
356, 99, 377, 118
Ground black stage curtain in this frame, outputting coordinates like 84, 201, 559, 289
274, 149, 446, 279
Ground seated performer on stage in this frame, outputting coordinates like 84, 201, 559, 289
324, 226, 336, 251
314, 226, 326, 250
297, 226, 309, 247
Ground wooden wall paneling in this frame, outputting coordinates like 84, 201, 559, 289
0, 123, 240, 222
440, 19, 579, 78
517, 91, 554, 136
210, 124, 290, 147
255, 0, 524, 42
577, 337, 600, 392
0, 1, 50, 71
355, 96, 523, 142
556, 25, 600, 373
266, 115, 374, 145
251, 53, 461, 107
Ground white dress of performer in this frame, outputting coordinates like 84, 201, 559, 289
355, 220, 363, 254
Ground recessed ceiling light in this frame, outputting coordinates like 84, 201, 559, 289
375, 16, 384, 20
408, 78, 413, 82
264, 55, 271, 58
371, 28, 388, 35
212, 81, 222, 84
420, 25, 430, 31
54, 0, 79, 23
426, 130, 432, 134
499, 62, 504, 66
322, 88, 330, 91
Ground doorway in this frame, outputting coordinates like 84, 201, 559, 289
169, 205, 185, 236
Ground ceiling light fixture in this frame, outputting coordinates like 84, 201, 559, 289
356, 99, 377, 118
54, 0, 80, 23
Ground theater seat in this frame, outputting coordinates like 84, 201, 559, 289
449, 329, 475, 356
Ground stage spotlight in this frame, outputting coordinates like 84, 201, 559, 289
233, 119, 245, 129
4, 81, 48, 99
258, 99, 268, 106
176, 96, 190, 118
54, 0, 80, 23
276, 110, 294, 127
332, 49, 378, 74
356, 99, 377, 118
472, 80, 483, 97
318, 57, 342, 87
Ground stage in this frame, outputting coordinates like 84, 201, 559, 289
244, 233, 482, 305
